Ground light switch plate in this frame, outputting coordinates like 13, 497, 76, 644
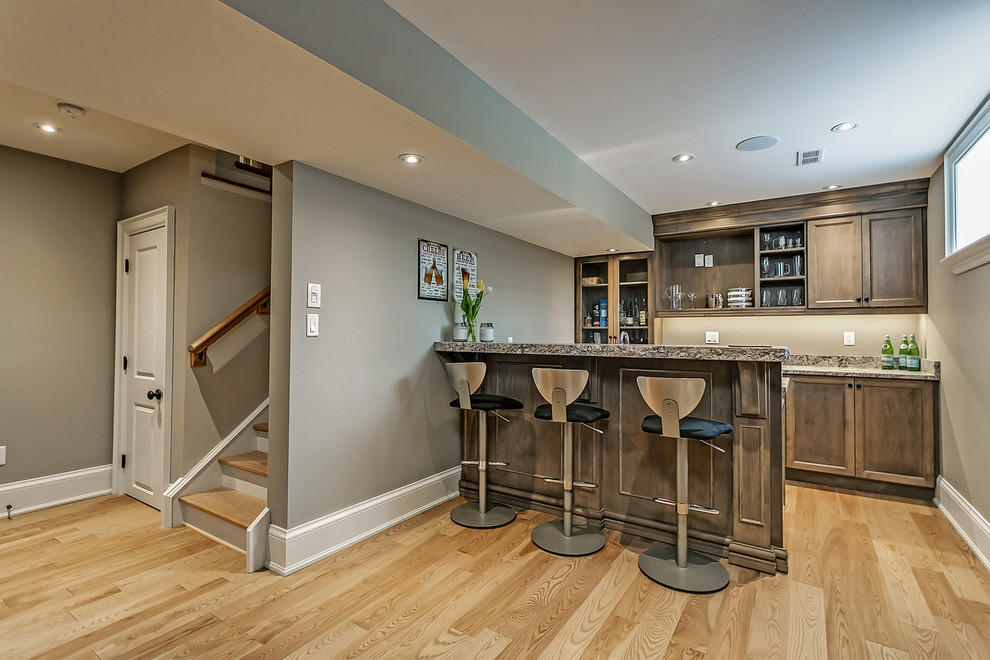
704, 254, 714, 268
695, 253, 704, 267
0, 445, 5, 466
307, 283, 321, 308
507, 336, 513, 343
306, 313, 319, 337
844, 331, 855, 346
706, 331, 719, 344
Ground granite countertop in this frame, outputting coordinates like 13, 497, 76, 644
434, 342, 789, 362
783, 354, 940, 381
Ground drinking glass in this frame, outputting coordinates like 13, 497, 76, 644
792, 287, 804, 306
762, 232, 771, 250
761, 289, 772, 307
777, 290, 788, 306
761, 256, 770, 277
686, 292, 697, 309
793, 254, 802, 275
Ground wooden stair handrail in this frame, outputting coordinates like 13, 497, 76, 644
188, 286, 270, 367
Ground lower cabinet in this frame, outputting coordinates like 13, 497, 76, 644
786, 374, 935, 488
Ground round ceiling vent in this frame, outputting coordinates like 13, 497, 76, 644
736, 136, 779, 152
57, 103, 87, 119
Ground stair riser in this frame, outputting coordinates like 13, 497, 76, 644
257, 434, 268, 453
221, 473, 267, 501
181, 504, 247, 552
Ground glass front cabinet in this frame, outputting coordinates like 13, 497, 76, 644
575, 252, 654, 344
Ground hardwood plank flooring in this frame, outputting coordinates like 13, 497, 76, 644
1, 485, 989, 658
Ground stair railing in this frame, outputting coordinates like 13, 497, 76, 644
188, 285, 270, 367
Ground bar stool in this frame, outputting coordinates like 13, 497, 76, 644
446, 362, 522, 529
530, 368, 610, 556
636, 376, 732, 593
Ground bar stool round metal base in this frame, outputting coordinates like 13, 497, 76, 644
638, 546, 730, 593
531, 520, 606, 556
449, 502, 516, 529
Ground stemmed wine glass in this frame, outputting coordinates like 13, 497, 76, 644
762, 232, 771, 251
686, 292, 697, 309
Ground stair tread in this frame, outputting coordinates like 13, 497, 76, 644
219, 450, 268, 477
179, 488, 266, 529
253, 422, 268, 433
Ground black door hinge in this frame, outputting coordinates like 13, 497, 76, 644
121, 454, 126, 469
123, 356, 128, 371
124, 258, 129, 273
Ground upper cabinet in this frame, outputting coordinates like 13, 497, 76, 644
650, 179, 929, 317
808, 209, 925, 309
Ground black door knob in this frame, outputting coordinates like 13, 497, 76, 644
147, 389, 163, 401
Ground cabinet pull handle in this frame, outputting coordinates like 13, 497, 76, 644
856, 297, 862, 303
856, 383, 862, 389
864, 297, 870, 303
848, 383, 853, 388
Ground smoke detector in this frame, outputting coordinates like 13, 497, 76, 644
796, 148, 824, 166
57, 103, 87, 119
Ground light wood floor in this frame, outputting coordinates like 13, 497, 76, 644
2, 486, 989, 659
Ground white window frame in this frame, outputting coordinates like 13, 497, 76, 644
943, 95, 990, 275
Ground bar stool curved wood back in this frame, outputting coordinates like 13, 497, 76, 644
445, 362, 522, 528
530, 367, 610, 556
636, 375, 732, 593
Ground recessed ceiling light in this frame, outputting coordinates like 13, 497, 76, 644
398, 153, 424, 164
736, 136, 779, 152
672, 153, 695, 162
823, 184, 842, 190
33, 122, 61, 134
607, 248, 617, 252
707, 201, 721, 207
831, 122, 860, 133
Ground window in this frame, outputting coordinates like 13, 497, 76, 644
944, 96, 990, 274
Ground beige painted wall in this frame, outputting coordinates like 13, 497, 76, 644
660, 314, 925, 356
924, 166, 990, 518
270, 162, 574, 529
122, 145, 271, 478
0, 146, 121, 483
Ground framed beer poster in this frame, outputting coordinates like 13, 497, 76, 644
452, 248, 477, 302
418, 238, 448, 301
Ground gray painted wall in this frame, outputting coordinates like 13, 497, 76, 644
925, 166, 990, 519
0, 146, 121, 483
270, 161, 574, 528
122, 145, 271, 479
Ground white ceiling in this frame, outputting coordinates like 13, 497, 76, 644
385, 0, 990, 214
0, 0, 647, 256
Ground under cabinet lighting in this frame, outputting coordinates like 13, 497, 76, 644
607, 248, 617, 252
707, 201, 721, 206
823, 184, 841, 190
831, 122, 860, 133
398, 153, 424, 164
33, 123, 61, 133
672, 153, 695, 162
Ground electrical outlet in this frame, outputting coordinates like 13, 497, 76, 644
306, 314, 319, 337
0, 445, 5, 465
507, 336, 513, 343
844, 331, 855, 346
704, 254, 714, 267
694, 253, 704, 267
706, 331, 719, 344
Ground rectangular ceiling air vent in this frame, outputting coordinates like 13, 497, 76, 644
796, 148, 824, 166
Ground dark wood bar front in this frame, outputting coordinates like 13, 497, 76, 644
434, 342, 789, 574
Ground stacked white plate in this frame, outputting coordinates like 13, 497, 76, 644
726, 287, 753, 308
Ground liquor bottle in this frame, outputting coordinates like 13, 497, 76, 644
639, 299, 647, 326
880, 334, 894, 370
592, 304, 600, 327
898, 334, 909, 370
600, 299, 608, 328
907, 334, 921, 371
632, 296, 640, 326
619, 299, 626, 326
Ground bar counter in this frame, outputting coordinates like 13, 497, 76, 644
434, 342, 789, 574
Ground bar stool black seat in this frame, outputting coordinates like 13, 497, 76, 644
637, 376, 732, 593
530, 367, 609, 557
445, 362, 521, 529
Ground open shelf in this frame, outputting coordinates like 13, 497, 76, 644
759, 275, 806, 283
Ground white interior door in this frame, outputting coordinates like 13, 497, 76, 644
118, 219, 169, 509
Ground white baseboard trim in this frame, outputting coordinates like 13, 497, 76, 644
267, 466, 460, 576
934, 476, 990, 574
0, 464, 113, 517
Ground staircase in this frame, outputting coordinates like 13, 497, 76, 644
169, 407, 271, 572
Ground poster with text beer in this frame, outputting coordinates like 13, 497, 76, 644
452, 248, 477, 302
418, 238, 448, 301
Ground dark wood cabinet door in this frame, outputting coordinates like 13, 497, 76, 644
862, 209, 926, 308
785, 375, 855, 475
855, 379, 935, 487
807, 216, 863, 308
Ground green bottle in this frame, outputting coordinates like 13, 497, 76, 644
907, 334, 921, 371
898, 334, 909, 370
880, 334, 894, 370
